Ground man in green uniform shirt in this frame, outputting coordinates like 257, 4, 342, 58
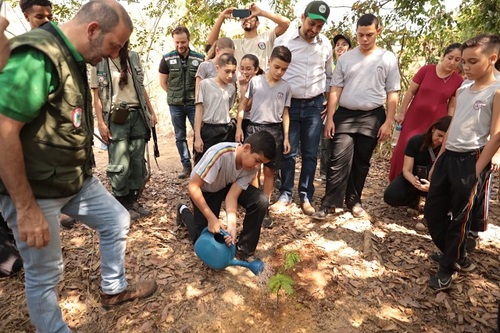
0, 2, 157, 332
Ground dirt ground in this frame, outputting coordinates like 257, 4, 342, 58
1, 134, 500, 333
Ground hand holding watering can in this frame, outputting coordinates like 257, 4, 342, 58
207, 213, 236, 247
194, 227, 264, 276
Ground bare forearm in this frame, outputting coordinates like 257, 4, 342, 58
385, 92, 399, 124
207, 13, 226, 46
188, 184, 218, 222
398, 91, 414, 115
194, 104, 203, 139
93, 89, 105, 125
325, 87, 341, 121
0, 125, 36, 210
282, 108, 290, 140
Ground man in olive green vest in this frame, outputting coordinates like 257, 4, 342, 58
159, 26, 204, 178
0, 2, 156, 332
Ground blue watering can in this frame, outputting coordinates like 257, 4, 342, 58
194, 227, 264, 275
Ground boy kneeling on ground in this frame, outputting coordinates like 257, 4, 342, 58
177, 131, 276, 260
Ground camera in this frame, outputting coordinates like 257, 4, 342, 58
232, 9, 251, 18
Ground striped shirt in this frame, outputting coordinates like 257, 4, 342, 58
192, 142, 257, 192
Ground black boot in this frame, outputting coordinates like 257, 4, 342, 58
129, 190, 152, 217
115, 195, 141, 220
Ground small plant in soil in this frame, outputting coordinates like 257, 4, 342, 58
268, 251, 301, 308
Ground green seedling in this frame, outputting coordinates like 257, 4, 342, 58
268, 251, 301, 308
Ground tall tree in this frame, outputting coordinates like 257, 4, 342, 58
457, 0, 500, 39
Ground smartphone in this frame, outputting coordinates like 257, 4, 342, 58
415, 165, 428, 180
232, 9, 251, 18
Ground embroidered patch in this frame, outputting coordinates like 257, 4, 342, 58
72, 108, 82, 128
473, 100, 486, 110
192, 60, 200, 66
277, 92, 284, 99
377, 66, 383, 72
169, 59, 178, 64
319, 4, 327, 13
258, 42, 266, 50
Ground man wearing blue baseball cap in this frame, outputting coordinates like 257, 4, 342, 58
271, 1, 333, 216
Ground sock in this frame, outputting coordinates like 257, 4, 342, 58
179, 205, 188, 214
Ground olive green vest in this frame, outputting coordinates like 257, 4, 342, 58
95, 51, 152, 132
162, 49, 204, 105
0, 25, 93, 198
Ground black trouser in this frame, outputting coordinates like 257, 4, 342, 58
424, 149, 490, 274
193, 122, 235, 164
247, 123, 283, 170
180, 184, 268, 256
384, 174, 424, 207
322, 132, 378, 209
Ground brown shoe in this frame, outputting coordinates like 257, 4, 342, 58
269, 200, 290, 213
301, 202, 315, 216
101, 280, 157, 309
350, 204, 370, 219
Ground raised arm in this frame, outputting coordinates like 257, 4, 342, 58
249, 3, 290, 37
207, 8, 234, 46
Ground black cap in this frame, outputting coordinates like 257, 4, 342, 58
304, 1, 330, 23
333, 34, 352, 48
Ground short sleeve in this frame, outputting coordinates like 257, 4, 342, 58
412, 65, 429, 85
0, 47, 57, 123
404, 135, 422, 158
158, 56, 169, 74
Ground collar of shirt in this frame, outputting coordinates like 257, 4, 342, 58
291, 27, 323, 45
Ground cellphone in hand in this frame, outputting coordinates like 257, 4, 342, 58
415, 165, 428, 180
232, 9, 251, 18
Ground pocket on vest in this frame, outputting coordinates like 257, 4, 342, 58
106, 164, 124, 175
29, 167, 85, 198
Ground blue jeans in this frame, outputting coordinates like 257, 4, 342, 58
279, 95, 324, 203
0, 176, 130, 333
169, 104, 195, 168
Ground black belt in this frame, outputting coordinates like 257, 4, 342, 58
203, 122, 230, 127
249, 122, 281, 127
338, 105, 384, 113
445, 148, 483, 156
291, 94, 322, 101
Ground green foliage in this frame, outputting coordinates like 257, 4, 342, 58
268, 274, 295, 296
457, 0, 500, 40
283, 250, 301, 271
268, 250, 301, 306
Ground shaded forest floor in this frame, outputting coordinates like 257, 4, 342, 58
1, 136, 500, 333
